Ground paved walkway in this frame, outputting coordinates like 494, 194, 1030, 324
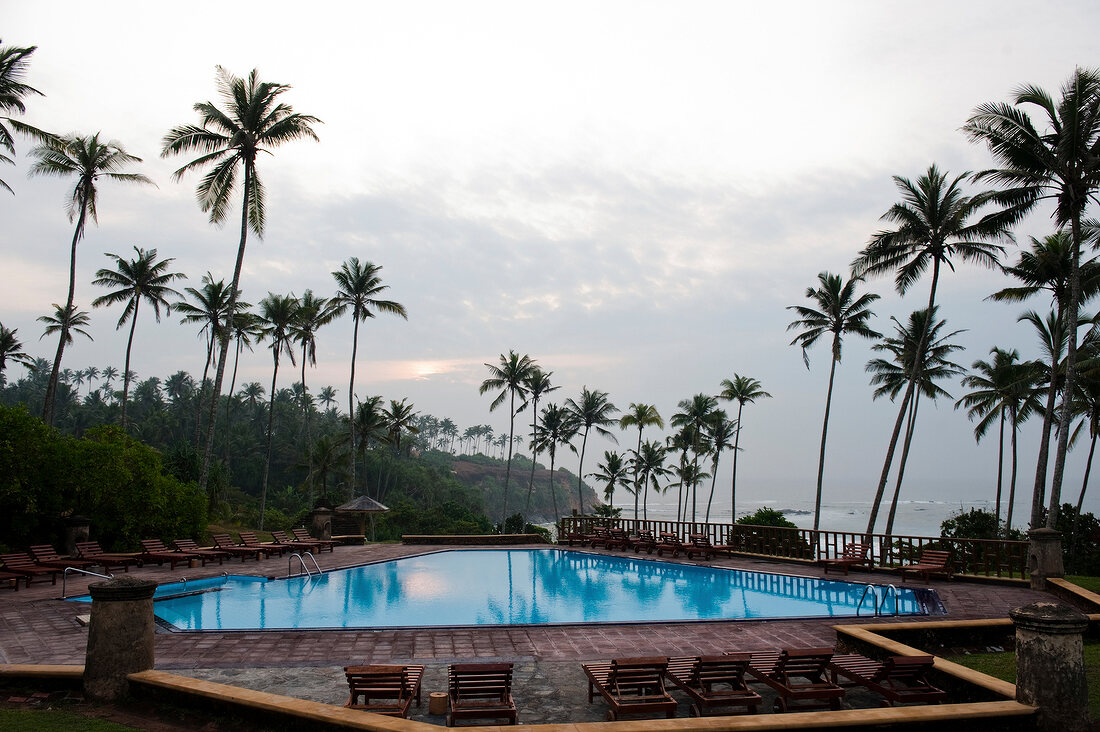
0, 542, 1052, 723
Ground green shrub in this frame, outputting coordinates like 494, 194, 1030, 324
736, 507, 797, 528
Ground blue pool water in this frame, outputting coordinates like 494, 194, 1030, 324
74, 549, 937, 630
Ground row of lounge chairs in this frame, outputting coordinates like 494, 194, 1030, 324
342, 648, 945, 725
568, 527, 728, 560
0, 529, 339, 588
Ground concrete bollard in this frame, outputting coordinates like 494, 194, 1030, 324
1027, 528, 1064, 590
83, 576, 158, 702
1010, 601, 1088, 732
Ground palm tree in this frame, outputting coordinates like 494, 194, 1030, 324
38, 304, 92, 344
565, 387, 619, 515
29, 133, 152, 425
631, 439, 671, 520
0, 323, 32, 381
588, 451, 630, 511
619, 403, 664, 521
174, 274, 235, 445
291, 289, 338, 500
956, 348, 1044, 531
965, 68, 1100, 528
851, 164, 1009, 535
256, 293, 299, 528
532, 403, 579, 523
787, 272, 881, 530
224, 309, 260, 471
523, 367, 558, 513
0, 40, 52, 194
702, 411, 736, 522
91, 246, 185, 428
717, 375, 772, 520
381, 398, 419, 457
318, 386, 338, 412
101, 365, 118, 394
988, 231, 1100, 527
163, 66, 320, 495
670, 394, 719, 521
479, 351, 536, 526
331, 258, 406, 493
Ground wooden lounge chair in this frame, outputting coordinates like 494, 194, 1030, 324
28, 544, 97, 571
271, 529, 322, 553
140, 540, 200, 570
238, 530, 287, 557
655, 532, 685, 557
685, 534, 717, 560
828, 654, 947, 707
582, 656, 677, 721
818, 543, 873, 575
564, 530, 589, 546
666, 654, 761, 716
75, 541, 138, 572
173, 539, 230, 566
744, 647, 845, 712
211, 533, 265, 561
344, 663, 425, 717
1, 552, 60, 585
0, 570, 25, 590
899, 549, 953, 583
587, 526, 615, 549
629, 530, 657, 554
605, 527, 632, 551
447, 662, 518, 726
292, 527, 337, 553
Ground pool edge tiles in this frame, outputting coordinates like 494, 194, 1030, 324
84, 548, 942, 632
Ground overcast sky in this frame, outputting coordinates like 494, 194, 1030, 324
4, 1, 1100, 521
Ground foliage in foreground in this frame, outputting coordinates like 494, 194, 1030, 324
736, 507, 798, 528
0, 708, 139, 732
0, 404, 206, 551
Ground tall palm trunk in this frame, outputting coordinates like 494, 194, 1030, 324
193, 336, 214, 447
224, 333, 244, 481
259, 349, 281, 530
119, 299, 140, 429
43, 200, 88, 426
813, 344, 840, 530
525, 395, 542, 514
199, 163, 253, 495
705, 456, 720, 522
730, 402, 744, 520
993, 410, 1006, 525
576, 429, 590, 514
885, 392, 920, 536
301, 346, 314, 504
1049, 213, 1086, 529
1070, 429, 1097, 571
1007, 404, 1020, 532
348, 312, 361, 493
547, 447, 559, 522
866, 259, 940, 535
501, 390, 516, 527
1031, 302, 1064, 528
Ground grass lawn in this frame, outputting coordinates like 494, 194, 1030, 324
1067, 575, 1100, 593
947, 639, 1100, 718
0, 708, 138, 731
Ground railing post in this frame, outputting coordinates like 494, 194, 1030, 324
1011, 602, 1088, 732
84, 576, 158, 702
1028, 528, 1064, 590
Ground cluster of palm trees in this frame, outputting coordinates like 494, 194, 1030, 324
477, 351, 771, 526
788, 68, 1100, 539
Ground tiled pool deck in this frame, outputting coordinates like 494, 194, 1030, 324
0, 542, 1053, 723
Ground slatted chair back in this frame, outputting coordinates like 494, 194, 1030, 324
212, 533, 243, 549
75, 541, 106, 557
1, 552, 37, 570
916, 550, 951, 568
28, 545, 67, 563
610, 657, 668, 698
875, 655, 935, 686
774, 647, 834, 684
174, 539, 201, 551
291, 528, 315, 543
449, 662, 513, 702
238, 531, 262, 547
693, 654, 752, 692
842, 543, 870, 560
140, 539, 172, 553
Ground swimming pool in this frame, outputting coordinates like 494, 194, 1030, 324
75, 549, 940, 630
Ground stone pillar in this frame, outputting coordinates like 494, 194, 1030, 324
64, 515, 91, 557
310, 507, 334, 540
1027, 528, 1064, 590
84, 576, 158, 702
1010, 601, 1088, 732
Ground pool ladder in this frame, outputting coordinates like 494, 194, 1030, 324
856, 583, 899, 617
289, 552, 321, 579
61, 567, 114, 599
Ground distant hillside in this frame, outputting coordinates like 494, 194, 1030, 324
425, 450, 599, 523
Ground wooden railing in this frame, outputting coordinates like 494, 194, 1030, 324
556, 516, 1030, 580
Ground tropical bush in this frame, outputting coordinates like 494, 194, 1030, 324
736, 507, 798, 528
0, 404, 206, 551
939, 508, 1025, 540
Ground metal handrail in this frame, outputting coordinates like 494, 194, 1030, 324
302, 551, 321, 575
856, 584, 874, 617
61, 567, 113, 599
880, 584, 899, 616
